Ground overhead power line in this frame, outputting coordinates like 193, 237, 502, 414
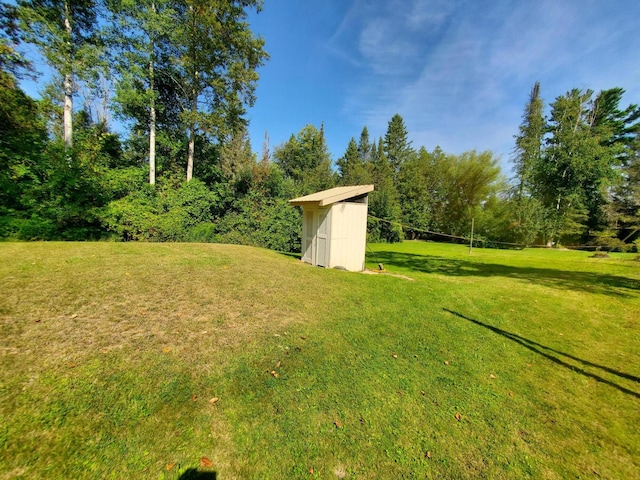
367, 214, 638, 251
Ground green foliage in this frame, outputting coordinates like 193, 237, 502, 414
102, 176, 224, 241
209, 160, 301, 252
509, 84, 640, 246
441, 150, 504, 236
7, 129, 123, 240
368, 137, 402, 242
17, 0, 103, 145
337, 135, 373, 187
383, 113, 413, 175
212, 194, 301, 252
273, 124, 335, 195
0, 70, 48, 213
513, 81, 544, 198
397, 146, 446, 237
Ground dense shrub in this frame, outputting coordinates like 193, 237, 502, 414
212, 194, 301, 252
102, 177, 226, 241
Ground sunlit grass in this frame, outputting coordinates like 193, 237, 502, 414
1, 241, 638, 479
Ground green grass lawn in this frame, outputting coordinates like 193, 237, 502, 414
1, 241, 638, 479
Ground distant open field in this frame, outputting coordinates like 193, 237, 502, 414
1, 241, 638, 479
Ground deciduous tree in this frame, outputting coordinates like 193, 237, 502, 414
18, 0, 101, 147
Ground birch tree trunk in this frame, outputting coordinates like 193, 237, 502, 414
63, 0, 73, 148
149, 79, 156, 184
147, 0, 157, 185
63, 73, 73, 148
186, 91, 196, 181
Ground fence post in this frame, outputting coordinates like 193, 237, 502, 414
469, 218, 475, 254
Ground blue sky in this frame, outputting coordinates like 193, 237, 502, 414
15, 0, 640, 175
246, 0, 640, 173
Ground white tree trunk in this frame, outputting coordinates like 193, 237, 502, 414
186, 88, 197, 181
63, 73, 73, 148
149, 59, 156, 185
63, 0, 73, 148
186, 129, 195, 181
148, 1, 156, 185
149, 102, 156, 184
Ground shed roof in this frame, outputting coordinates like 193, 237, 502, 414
289, 185, 374, 207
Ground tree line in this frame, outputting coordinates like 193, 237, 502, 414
1, 0, 638, 251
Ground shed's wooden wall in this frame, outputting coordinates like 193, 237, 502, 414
328, 202, 368, 271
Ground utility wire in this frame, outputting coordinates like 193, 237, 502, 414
367, 214, 638, 251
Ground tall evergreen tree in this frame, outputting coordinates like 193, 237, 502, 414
336, 137, 359, 185
513, 81, 545, 198
368, 136, 402, 242
357, 125, 371, 163
383, 113, 413, 176
590, 88, 640, 234
509, 81, 546, 244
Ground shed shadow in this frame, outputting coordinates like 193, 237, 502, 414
444, 308, 640, 399
178, 468, 217, 479
371, 251, 639, 297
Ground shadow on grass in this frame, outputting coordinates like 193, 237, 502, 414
444, 308, 640, 399
178, 469, 217, 479
278, 251, 301, 260
372, 251, 640, 297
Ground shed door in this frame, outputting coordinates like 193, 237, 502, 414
302, 210, 314, 264
316, 208, 329, 267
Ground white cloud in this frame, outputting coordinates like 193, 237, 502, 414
329, 0, 640, 168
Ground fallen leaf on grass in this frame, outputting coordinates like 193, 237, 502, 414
489, 373, 497, 379
275, 360, 281, 368
200, 457, 214, 468
166, 462, 176, 471
162, 347, 171, 353
70, 313, 78, 319
209, 397, 219, 404
455, 412, 461, 421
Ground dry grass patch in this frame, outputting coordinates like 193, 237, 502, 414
0, 242, 347, 478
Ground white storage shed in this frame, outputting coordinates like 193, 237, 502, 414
289, 185, 374, 272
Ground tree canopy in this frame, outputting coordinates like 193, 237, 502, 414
0, 9, 638, 251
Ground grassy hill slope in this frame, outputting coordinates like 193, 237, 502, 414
1, 242, 639, 479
